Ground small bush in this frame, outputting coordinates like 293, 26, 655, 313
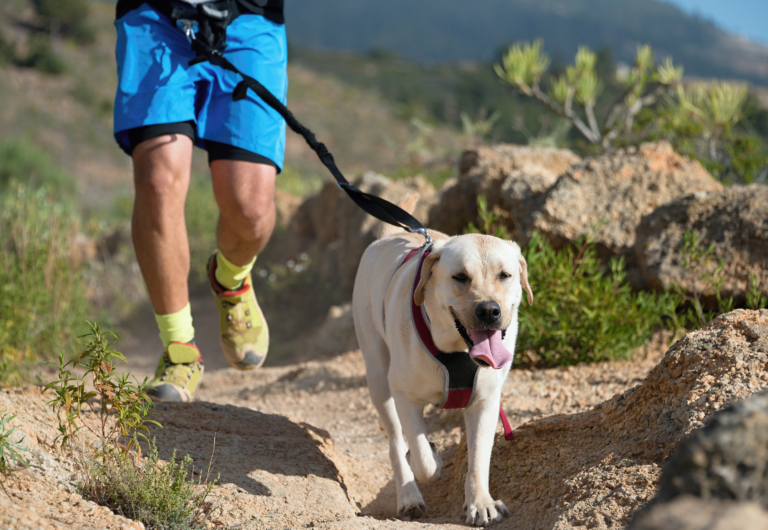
85, 441, 216, 530
517, 232, 679, 365
0, 183, 88, 383
16, 36, 67, 75
31, 0, 95, 44
0, 137, 75, 195
0, 412, 31, 477
46, 325, 217, 529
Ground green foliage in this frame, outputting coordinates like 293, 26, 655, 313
15, 35, 67, 74
0, 137, 75, 195
0, 412, 31, 477
45, 323, 159, 455
83, 440, 217, 530
45, 325, 217, 529
464, 195, 509, 239
673, 230, 734, 327
184, 175, 218, 283
495, 40, 682, 147
31, 0, 94, 44
0, 183, 88, 384
746, 275, 768, 310
629, 85, 768, 185
517, 232, 679, 365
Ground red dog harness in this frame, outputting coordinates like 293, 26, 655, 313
399, 246, 514, 441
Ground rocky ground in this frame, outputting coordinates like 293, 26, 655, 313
1, 324, 671, 529
6, 310, 768, 529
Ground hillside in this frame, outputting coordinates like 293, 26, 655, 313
284, 0, 768, 85
0, 0, 465, 207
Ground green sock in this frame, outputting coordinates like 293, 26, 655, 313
155, 302, 195, 350
215, 252, 256, 290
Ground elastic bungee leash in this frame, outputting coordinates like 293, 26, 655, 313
158, 1, 513, 439
164, 1, 431, 243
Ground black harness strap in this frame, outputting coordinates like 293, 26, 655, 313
132, 0, 426, 234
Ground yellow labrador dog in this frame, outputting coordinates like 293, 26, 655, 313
352, 199, 532, 526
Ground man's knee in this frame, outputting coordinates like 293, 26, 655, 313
132, 135, 193, 201
213, 161, 277, 242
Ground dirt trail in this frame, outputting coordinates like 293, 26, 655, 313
5, 295, 671, 529
114, 296, 670, 528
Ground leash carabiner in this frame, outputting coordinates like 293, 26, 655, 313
405, 227, 432, 247
180, 19, 198, 43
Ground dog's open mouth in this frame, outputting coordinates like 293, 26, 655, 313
453, 315, 512, 370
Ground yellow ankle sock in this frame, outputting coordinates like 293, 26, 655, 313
155, 302, 195, 349
215, 252, 256, 290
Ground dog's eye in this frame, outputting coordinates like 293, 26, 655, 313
500, 271, 512, 280
452, 273, 470, 283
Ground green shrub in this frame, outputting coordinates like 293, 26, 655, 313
15, 36, 67, 74
0, 412, 31, 477
185, 174, 218, 283
517, 232, 679, 365
46, 325, 217, 529
0, 137, 75, 195
0, 183, 88, 382
31, 0, 95, 44
84, 441, 216, 530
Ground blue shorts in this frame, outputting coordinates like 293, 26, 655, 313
113, 3, 287, 170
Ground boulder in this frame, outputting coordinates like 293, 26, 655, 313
636, 184, 768, 303
528, 142, 722, 285
628, 497, 768, 530
285, 171, 436, 295
428, 144, 580, 238
654, 389, 768, 507
629, 390, 768, 529
424, 309, 768, 529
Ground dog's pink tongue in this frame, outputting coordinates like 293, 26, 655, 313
468, 330, 513, 369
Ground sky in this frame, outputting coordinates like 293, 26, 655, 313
663, 0, 768, 44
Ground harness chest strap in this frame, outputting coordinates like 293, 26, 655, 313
400, 247, 514, 441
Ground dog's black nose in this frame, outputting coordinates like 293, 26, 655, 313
475, 301, 502, 324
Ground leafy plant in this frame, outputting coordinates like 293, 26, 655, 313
0, 137, 75, 195
746, 274, 768, 310
31, 0, 95, 44
464, 195, 510, 239
45, 323, 159, 456
673, 229, 733, 328
0, 183, 88, 383
45, 324, 218, 529
83, 440, 217, 530
494, 41, 682, 148
516, 232, 679, 365
0, 412, 31, 477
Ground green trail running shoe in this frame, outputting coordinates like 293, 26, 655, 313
147, 342, 204, 402
207, 251, 269, 371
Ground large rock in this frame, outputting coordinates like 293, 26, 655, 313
428, 144, 580, 238
425, 309, 768, 529
285, 171, 436, 295
529, 142, 722, 276
636, 184, 768, 303
629, 497, 768, 530
629, 390, 768, 529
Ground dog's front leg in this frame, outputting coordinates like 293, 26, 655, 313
393, 391, 443, 485
463, 396, 510, 526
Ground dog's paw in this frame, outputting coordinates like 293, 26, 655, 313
464, 498, 509, 527
397, 483, 426, 520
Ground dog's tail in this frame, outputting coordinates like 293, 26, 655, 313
376, 192, 420, 239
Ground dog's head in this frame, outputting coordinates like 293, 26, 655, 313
414, 234, 533, 369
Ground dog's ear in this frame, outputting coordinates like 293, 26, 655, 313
518, 254, 533, 306
414, 252, 440, 306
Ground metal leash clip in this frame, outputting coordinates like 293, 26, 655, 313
179, 20, 198, 43
405, 226, 432, 246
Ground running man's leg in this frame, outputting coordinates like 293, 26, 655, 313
205, 159, 275, 371
131, 134, 194, 315
211, 160, 276, 266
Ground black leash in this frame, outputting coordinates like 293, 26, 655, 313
170, 2, 428, 237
